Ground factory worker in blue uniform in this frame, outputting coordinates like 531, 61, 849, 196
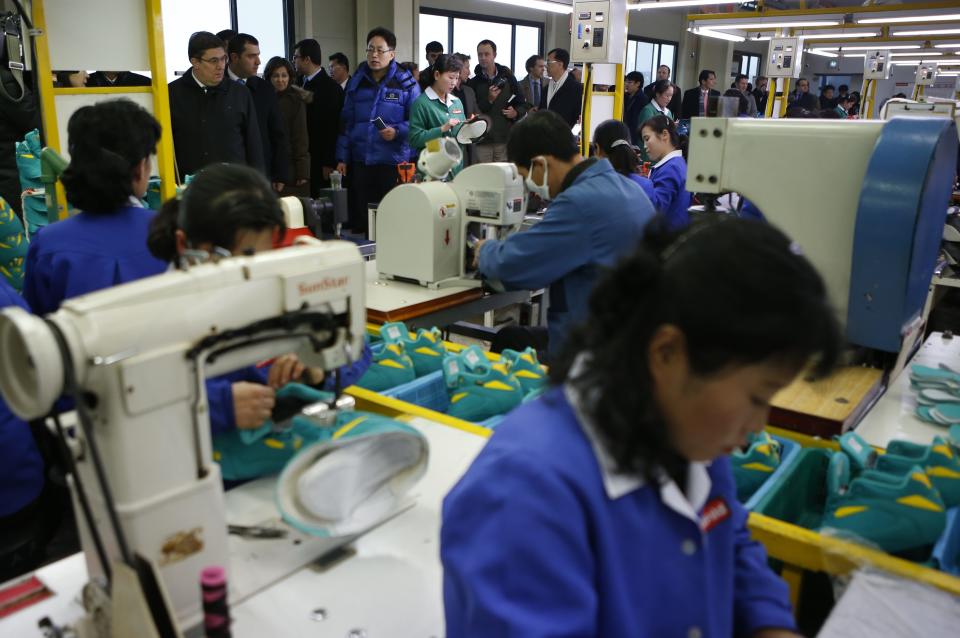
23, 99, 167, 315
147, 163, 371, 437
443, 217, 842, 638
475, 110, 655, 355
637, 114, 692, 231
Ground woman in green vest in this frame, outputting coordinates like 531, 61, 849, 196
637, 79, 676, 163
409, 54, 468, 177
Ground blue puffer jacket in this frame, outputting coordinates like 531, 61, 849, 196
336, 61, 420, 167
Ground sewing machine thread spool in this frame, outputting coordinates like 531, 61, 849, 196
200, 565, 231, 637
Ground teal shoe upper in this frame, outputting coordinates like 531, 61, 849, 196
443, 345, 523, 422
381, 321, 446, 377
879, 436, 960, 507
500, 347, 547, 396
355, 341, 416, 392
731, 431, 782, 503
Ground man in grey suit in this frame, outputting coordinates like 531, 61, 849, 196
518, 54, 547, 111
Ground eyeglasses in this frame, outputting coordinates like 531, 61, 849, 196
366, 47, 394, 56
199, 55, 228, 67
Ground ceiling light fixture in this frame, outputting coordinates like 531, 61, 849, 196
889, 51, 942, 57
485, 0, 572, 13
815, 45, 921, 51
858, 13, 960, 25
935, 43, 960, 48
630, 0, 741, 8
808, 49, 839, 58
798, 31, 879, 40
892, 28, 960, 37
688, 27, 745, 43
694, 20, 839, 29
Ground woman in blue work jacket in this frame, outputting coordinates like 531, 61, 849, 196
638, 114, 693, 231
147, 164, 371, 445
22, 99, 167, 315
442, 217, 842, 637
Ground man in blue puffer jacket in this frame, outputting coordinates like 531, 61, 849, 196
336, 26, 420, 235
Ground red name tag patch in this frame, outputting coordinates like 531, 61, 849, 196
700, 497, 730, 533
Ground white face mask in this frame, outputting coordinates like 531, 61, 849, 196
524, 156, 551, 201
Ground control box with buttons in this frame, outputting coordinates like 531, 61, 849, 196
570, 0, 627, 64
863, 50, 891, 80
765, 37, 802, 79
916, 63, 938, 87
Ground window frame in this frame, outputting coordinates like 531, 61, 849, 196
626, 35, 680, 85
732, 50, 762, 82
228, 0, 295, 58
419, 7, 545, 75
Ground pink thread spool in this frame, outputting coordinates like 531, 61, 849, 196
200, 565, 231, 638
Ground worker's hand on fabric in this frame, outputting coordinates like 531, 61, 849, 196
441, 118, 460, 132
273, 181, 285, 193
379, 126, 397, 141
267, 354, 307, 388
232, 382, 276, 430
753, 629, 803, 638
502, 105, 518, 120
472, 239, 487, 269
336, 162, 348, 176
487, 85, 502, 103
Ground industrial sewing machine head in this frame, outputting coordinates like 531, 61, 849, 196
686, 116, 958, 364
0, 238, 365, 632
375, 161, 526, 289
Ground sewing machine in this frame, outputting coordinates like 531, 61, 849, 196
0, 238, 366, 634
375, 162, 526, 288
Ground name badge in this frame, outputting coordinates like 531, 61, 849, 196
451, 108, 463, 114
384, 91, 400, 102
700, 497, 731, 533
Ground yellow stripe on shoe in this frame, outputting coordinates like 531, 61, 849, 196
912, 472, 933, 490
334, 416, 368, 440
378, 359, 406, 369
927, 465, 960, 479
741, 462, 775, 473
450, 392, 468, 404
414, 347, 441, 357
514, 369, 543, 380
896, 494, 944, 512
483, 380, 517, 392
833, 505, 868, 519
933, 444, 954, 459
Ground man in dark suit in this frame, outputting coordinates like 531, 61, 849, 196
681, 69, 720, 120
227, 33, 290, 189
168, 31, 264, 180
541, 48, 582, 129
293, 38, 345, 196
519, 54, 547, 111
418, 41, 443, 91
643, 64, 681, 117
623, 71, 648, 144
86, 71, 151, 87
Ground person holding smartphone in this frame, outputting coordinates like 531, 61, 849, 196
409, 54, 470, 178
467, 39, 525, 163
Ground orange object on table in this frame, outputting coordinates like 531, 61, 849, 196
397, 162, 416, 184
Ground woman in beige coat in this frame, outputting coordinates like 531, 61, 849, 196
264, 57, 311, 197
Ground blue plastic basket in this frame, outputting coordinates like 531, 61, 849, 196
381, 370, 450, 413
743, 435, 802, 511
932, 506, 960, 576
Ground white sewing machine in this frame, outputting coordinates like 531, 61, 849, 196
0, 239, 366, 634
376, 162, 526, 288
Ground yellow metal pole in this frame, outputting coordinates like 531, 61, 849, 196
613, 63, 624, 121
779, 77, 792, 118
145, 0, 178, 198
581, 63, 593, 157
30, 0, 68, 221
764, 78, 778, 118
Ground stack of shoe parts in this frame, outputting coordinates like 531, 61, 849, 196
821, 431, 960, 557
911, 364, 960, 426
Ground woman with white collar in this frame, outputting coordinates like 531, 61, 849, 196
637, 79, 675, 163
408, 54, 468, 177
638, 115, 692, 230
442, 217, 840, 638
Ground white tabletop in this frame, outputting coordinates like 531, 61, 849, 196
364, 260, 479, 314
854, 332, 960, 448
0, 417, 488, 637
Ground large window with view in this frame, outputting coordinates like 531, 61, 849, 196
418, 8, 543, 78
625, 37, 678, 87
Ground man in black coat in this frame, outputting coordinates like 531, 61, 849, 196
227, 33, 290, 188
623, 71, 648, 144
86, 71, 151, 87
168, 31, 264, 181
540, 48, 583, 129
681, 69, 720, 120
293, 38, 344, 196
643, 64, 681, 117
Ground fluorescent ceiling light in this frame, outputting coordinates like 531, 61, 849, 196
893, 28, 960, 36
842, 54, 866, 58
688, 27, 745, 42
486, 0, 572, 13
859, 13, 960, 25
889, 60, 924, 65
631, 0, 741, 8
808, 49, 838, 58
799, 31, 878, 40
750, 36, 772, 41
890, 51, 942, 57
935, 43, 960, 48
816, 45, 921, 51
697, 21, 839, 29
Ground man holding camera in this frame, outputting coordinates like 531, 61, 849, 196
467, 39, 526, 163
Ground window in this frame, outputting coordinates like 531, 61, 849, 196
161, 0, 293, 80
733, 52, 762, 83
419, 8, 544, 77
625, 37, 678, 87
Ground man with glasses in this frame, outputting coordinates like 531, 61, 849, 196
542, 48, 582, 128
467, 39, 525, 163
335, 27, 419, 235
293, 38, 344, 195
168, 31, 264, 180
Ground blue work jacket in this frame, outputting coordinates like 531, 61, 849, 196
477, 159, 654, 352
22, 205, 166, 316
442, 387, 797, 638
637, 150, 692, 231
0, 279, 44, 516
336, 61, 420, 167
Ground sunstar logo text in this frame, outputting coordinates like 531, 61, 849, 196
298, 276, 349, 296
700, 497, 730, 533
